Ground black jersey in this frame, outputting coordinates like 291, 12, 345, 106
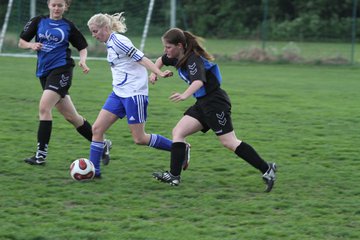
162, 53, 222, 98
19, 15, 88, 77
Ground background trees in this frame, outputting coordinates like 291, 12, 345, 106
0, 0, 358, 40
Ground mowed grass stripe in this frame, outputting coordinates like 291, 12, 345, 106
0, 56, 359, 239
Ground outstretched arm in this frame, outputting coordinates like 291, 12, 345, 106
139, 56, 172, 81
148, 57, 165, 84
170, 80, 204, 102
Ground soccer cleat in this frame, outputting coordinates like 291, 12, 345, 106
182, 143, 191, 171
24, 156, 46, 165
102, 139, 112, 165
152, 171, 180, 186
262, 162, 277, 192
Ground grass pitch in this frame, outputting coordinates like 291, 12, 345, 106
0, 56, 359, 239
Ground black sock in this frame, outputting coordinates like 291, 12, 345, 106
76, 119, 93, 142
235, 142, 269, 174
37, 120, 52, 158
170, 142, 186, 176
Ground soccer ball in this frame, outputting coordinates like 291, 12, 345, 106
70, 158, 95, 181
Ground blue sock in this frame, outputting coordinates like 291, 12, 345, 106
148, 134, 172, 151
89, 141, 103, 176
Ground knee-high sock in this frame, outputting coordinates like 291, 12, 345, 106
170, 142, 186, 176
36, 120, 52, 158
76, 119, 93, 142
89, 141, 103, 176
235, 141, 269, 174
148, 134, 172, 151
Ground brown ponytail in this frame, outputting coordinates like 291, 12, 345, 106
162, 28, 214, 69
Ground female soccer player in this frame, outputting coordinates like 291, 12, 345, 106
87, 13, 189, 178
150, 28, 277, 192
18, 0, 111, 165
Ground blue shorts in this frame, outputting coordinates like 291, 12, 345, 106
102, 92, 148, 124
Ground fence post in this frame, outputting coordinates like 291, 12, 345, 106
30, 0, 36, 18
140, 0, 155, 52
0, 0, 14, 53
170, 0, 176, 28
351, 0, 358, 65
261, 0, 269, 51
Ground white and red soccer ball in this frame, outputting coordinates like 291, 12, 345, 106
70, 158, 95, 181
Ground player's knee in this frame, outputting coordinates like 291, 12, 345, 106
172, 127, 184, 139
221, 140, 236, 151
92, 124, 104, 138
39, 105, 51, 118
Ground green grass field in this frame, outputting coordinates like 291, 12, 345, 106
0, 56, 359, 240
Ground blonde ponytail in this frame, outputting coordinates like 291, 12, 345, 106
88, 12, 127, 33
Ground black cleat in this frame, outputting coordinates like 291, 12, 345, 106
262, 163, 277, 192
152, 171, 180, 186
102, 139, 112, 165
24, 156, 46, 166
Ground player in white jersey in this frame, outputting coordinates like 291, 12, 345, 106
87, 12, 189, 178
107, 33, 149, 98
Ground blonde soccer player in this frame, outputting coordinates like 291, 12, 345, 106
87, 13, 190, 178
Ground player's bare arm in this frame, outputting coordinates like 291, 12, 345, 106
140, 57, 172, 80
149, 57, 165, 84
78, 48, 90, 74
170, 80, 204, 102
18, 38, 42, 51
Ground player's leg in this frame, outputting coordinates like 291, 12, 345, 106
24, 89, 60, 165
153, 115, 202, 185
25, 66, 74, 165
218, 131, 269, 172
218, 131, 277, 192
55, 95, 92, 141
24, 90, 60, 165
89, 109, 118, 177
128, 123, 172, 151
124, 95, 172, 151
57, 95, 113, 165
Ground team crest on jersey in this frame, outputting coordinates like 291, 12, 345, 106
188, 62, 197, 75
38, 28, 65, 44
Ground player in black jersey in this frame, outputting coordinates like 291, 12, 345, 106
18, 0, 111, 166
150, 28, 277, 192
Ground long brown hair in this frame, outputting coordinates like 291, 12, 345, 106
162, 28, 214, 69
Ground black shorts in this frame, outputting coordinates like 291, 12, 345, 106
39, 65, 73, 98
184, 88, 234, 136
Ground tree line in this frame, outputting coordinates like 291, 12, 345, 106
1, 0, 358, 41
179, 0, 359, 40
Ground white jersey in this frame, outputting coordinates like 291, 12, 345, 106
106, 32, 148, 97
